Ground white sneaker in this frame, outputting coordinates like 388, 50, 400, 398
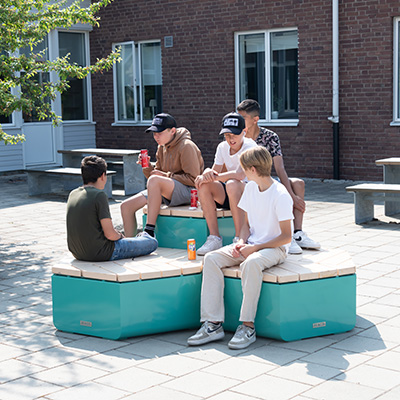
197, 235, 223, 256
232, 236, 240, 244
294, 230, 321, 250
289, 238, 302, 254
228, 325, 256, 350
187, 321, 225, 346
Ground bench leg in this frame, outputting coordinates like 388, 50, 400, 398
28, 173, 52, 196
354, 192, 374, 224
104, 177, 113, 198
123, 155, 146, 195
383, 165, 400, 216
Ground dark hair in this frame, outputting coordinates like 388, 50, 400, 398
81, 156, 107, 184
236, 99, 261, 117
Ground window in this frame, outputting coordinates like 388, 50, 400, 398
58, 32, 89, 121
236, 29, 299, 123
393, 18, 400, 124
113, 41, 162, 123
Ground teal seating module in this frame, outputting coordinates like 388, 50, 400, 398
142, 205, 234, 249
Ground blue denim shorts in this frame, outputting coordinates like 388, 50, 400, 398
109, 232, 158, 261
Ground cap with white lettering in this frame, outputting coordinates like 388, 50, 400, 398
219, 112, 245, 135
145, 113, 177, 133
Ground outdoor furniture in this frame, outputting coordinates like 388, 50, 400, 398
223, 248, 356, 341
52, 248, 203, 340
51, 247, 356, 341
27, 167, 116, 198
142, 205, 235, 249
376, 157, 400, 215
346, 183, 400, 224
58, 148, 145, 195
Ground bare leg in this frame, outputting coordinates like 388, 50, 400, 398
290, 178, 305, 231
146, 175, 175, 225
225, 179, 245, 237
121, 193, 147, 237
198, 181, 226, 237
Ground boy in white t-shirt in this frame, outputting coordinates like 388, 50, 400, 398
188, 146, 293, 350
195, 112, 257, 255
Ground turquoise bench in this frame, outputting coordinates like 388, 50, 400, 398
52, 248, 203, 340
222, 248, 356, 341
51, 247, 356, 341
142, 205, 235, 249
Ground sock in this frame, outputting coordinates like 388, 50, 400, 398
144, 224, 155, 237
294, 229, 302, 234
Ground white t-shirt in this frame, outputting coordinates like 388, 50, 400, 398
214, 137, 257, 172
238, 180, 294, 251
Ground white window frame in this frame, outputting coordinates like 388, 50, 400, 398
235, 28, 299, 127
392, 17, 400, 125
112, 39, 161, 126
56, 29, 93, 124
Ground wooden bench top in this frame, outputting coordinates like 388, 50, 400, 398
28, 167, 116, 176
58, 148, 140, 157
53, 248, 355, 284
143, 205, 232, 218
376, 157, 400, 166
346, 183, 400, 193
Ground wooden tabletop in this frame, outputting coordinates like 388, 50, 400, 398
58, 148, 140, 157
376, 157, 400, 165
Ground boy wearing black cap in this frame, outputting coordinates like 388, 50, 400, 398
121, 113, 204, 237
195, 112, 257, 255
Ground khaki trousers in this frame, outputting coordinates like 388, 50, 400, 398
201, 244, 287, 323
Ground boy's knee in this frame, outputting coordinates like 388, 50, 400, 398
291, 178, 305, 193
225, 180, 243, 198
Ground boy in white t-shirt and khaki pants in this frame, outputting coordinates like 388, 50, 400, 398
188, 146, 294, 350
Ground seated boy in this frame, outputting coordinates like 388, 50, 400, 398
188, 146, 293, 350
195, 112, 257, 256
66, 156, 158, 262
121, 113, 204, 237
237, 99, 320, 254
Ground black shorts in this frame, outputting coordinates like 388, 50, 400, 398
215, 181, 230, 209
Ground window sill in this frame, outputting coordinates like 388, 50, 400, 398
112, 122, 152, 127
260, 120, 299, 127
390, 121, 400, 126
62, 120, 95, 125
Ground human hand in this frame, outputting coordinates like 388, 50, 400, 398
238, 244, 256, 259
202, 169, 218, 183
232, 241, 245, 258
293, 195, 306, 213
137, 154, 151, 167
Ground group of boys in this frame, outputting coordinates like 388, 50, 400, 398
66, 99, 320, 350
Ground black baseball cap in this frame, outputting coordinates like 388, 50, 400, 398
145, 113, 177, 133
219, 112, 246, 135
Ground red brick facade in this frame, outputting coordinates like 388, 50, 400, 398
90, 0, 400, 181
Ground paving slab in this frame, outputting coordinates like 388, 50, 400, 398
2, 174, 400, 398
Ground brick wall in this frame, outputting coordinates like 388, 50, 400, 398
90, 0, 400, 181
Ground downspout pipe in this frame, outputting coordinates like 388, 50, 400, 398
328, 0, 340, 179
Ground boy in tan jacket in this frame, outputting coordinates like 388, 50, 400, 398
121, 113, 204, 237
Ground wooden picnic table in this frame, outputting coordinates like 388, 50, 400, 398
58, 148, 145, 196
375, 157, 400, 215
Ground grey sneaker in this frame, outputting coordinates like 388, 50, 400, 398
197, 235, 223, 256
187, 321, 225, 346
228, 325, 256, 350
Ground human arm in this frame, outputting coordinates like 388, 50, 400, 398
100, 218, 124, 241
216, 164, 246, 183
235, 219, 292, 259
273, 155, 306, 213
232, 213, 251, 258
195, 164, 224, 188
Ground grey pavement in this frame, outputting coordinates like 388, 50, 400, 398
1, 173, 400, 400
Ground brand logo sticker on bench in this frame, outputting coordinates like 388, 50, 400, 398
313, 321, 326, 329
80, 320, 92, 327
